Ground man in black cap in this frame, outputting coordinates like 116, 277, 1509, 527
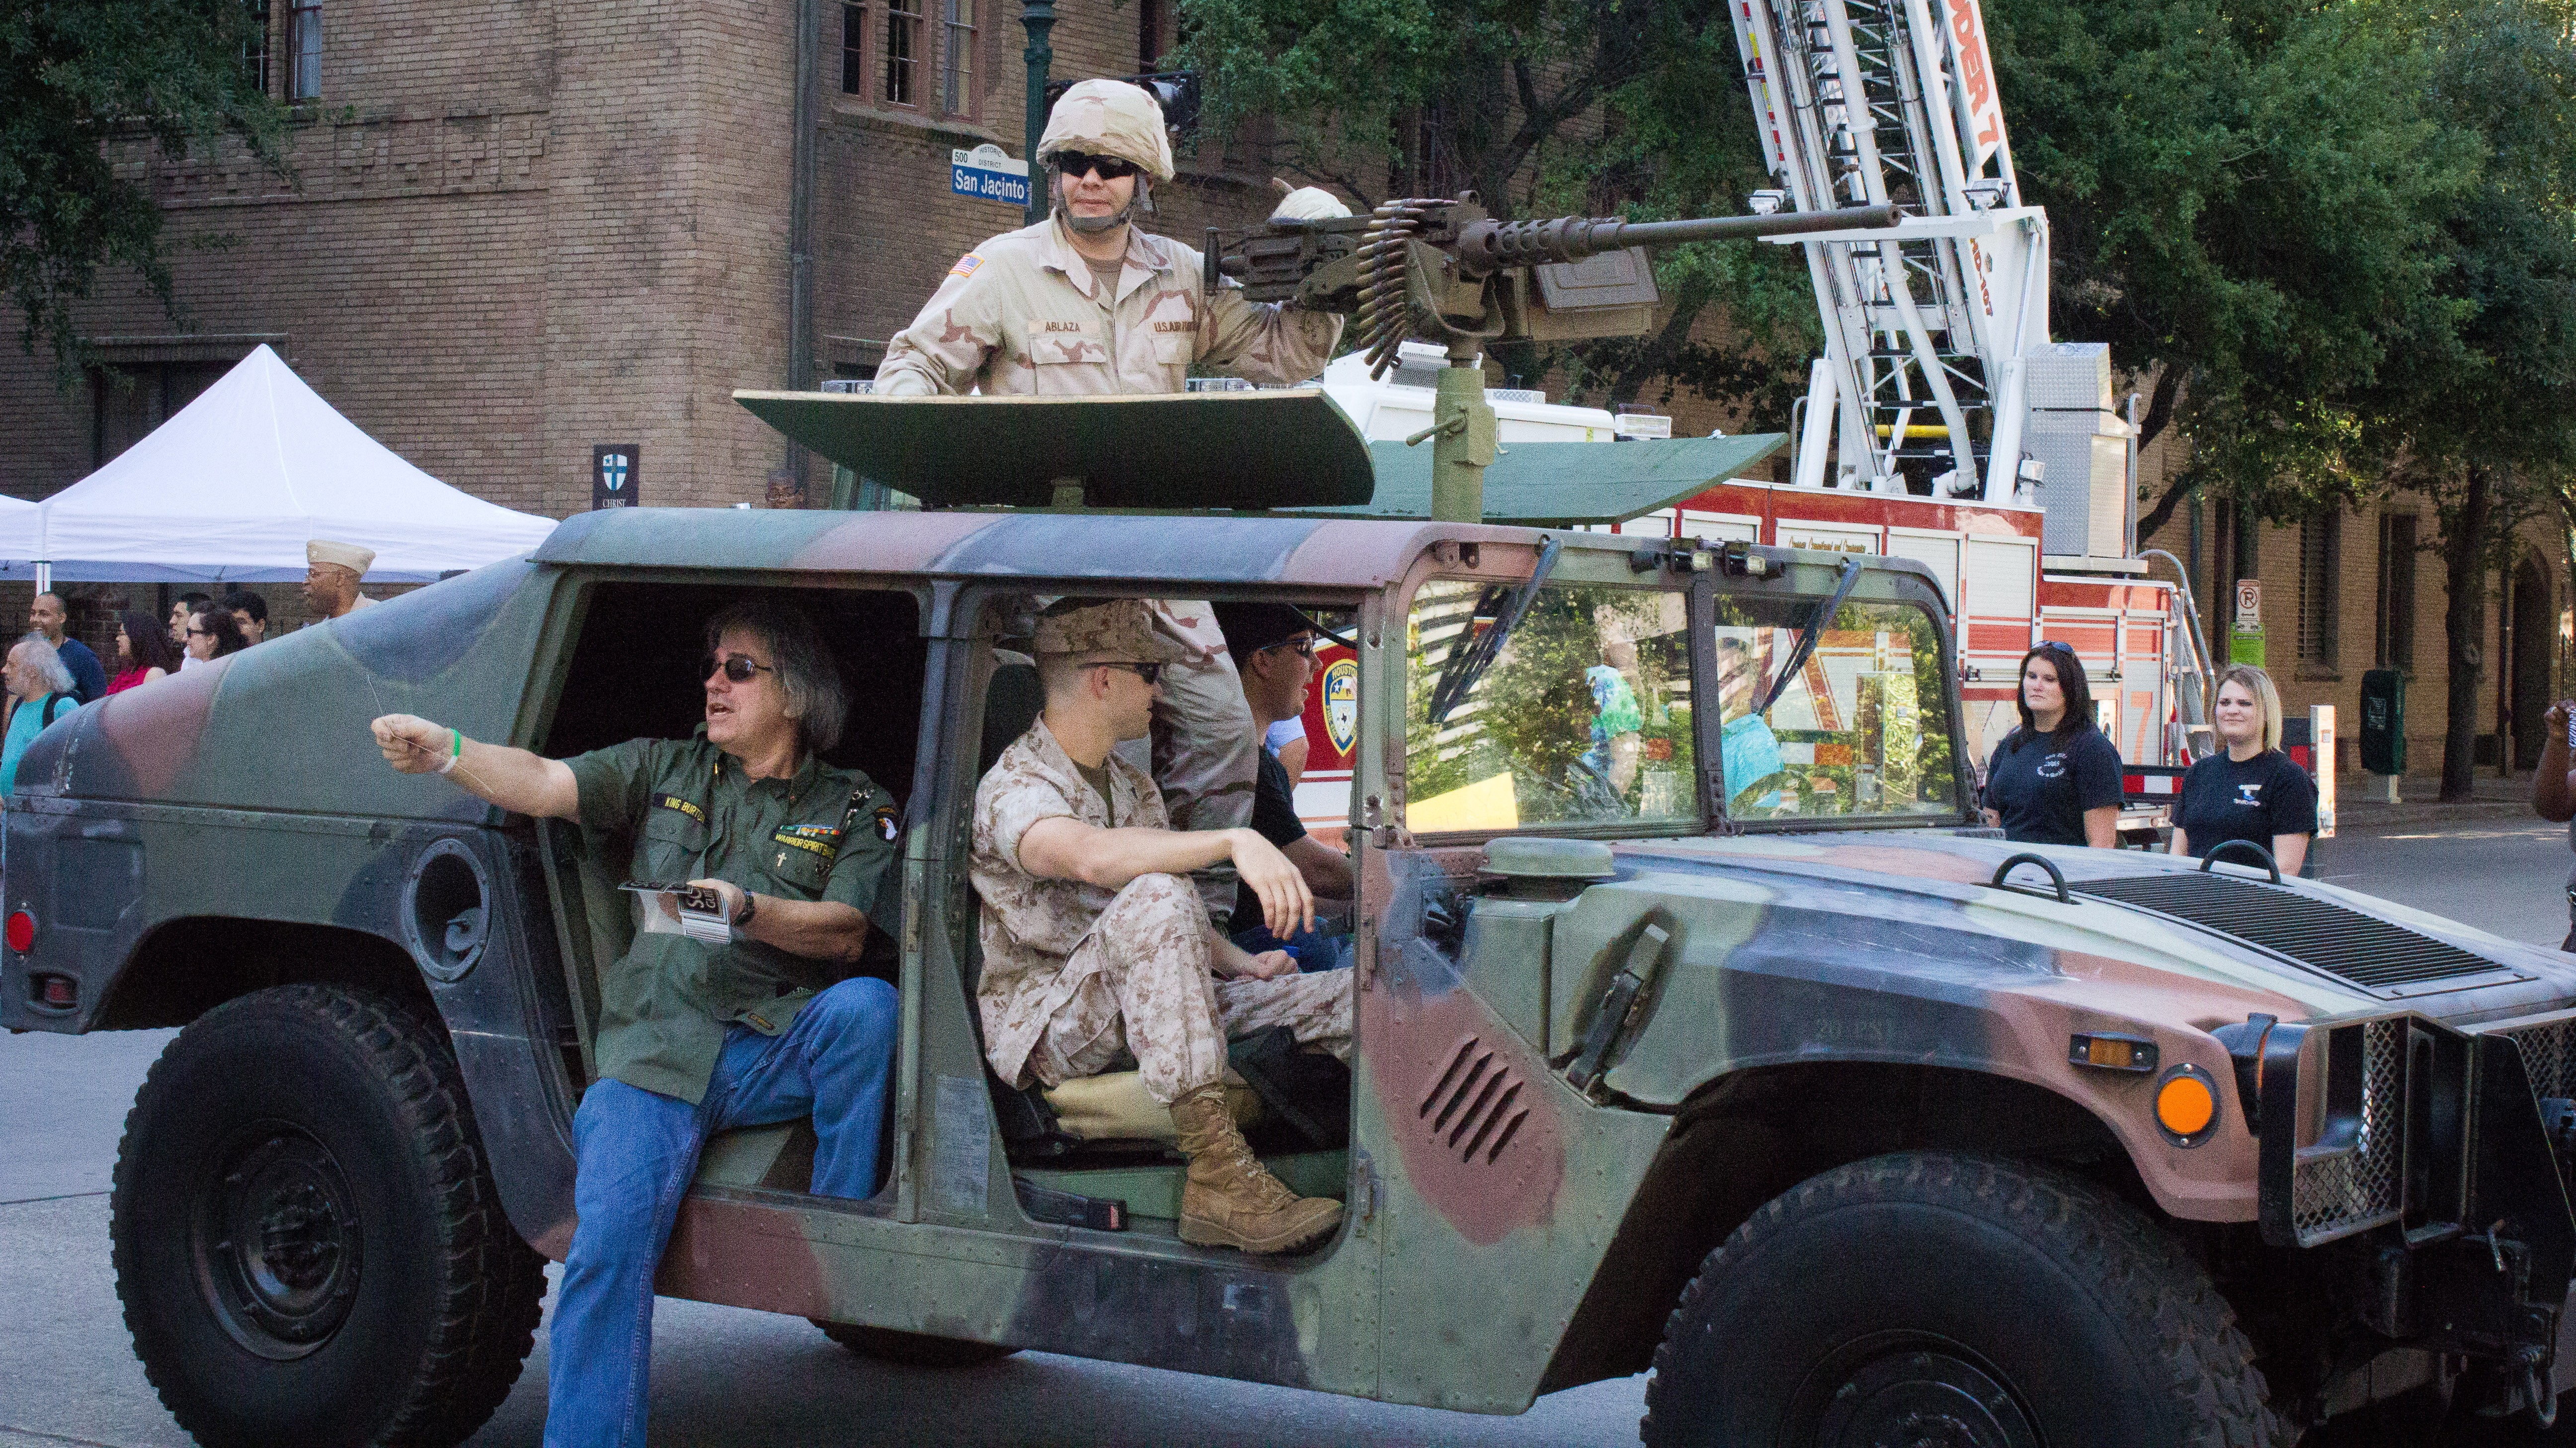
1212, 603, 1353, 969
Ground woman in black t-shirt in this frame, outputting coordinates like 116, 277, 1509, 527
1981, 642, 2123, 847
2170, 665, 2318, 874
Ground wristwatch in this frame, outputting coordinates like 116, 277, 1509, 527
735, 891, 758, 928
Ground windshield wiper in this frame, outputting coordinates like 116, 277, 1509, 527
1756, 556, 1866, 715
1427, 535, 1563, 726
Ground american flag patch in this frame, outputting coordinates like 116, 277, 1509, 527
949, 254, 983, 279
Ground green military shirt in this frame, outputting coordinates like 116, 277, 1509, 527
565, 727, 901, 1105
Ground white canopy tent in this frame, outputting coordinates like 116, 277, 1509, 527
0, 345, 559, 586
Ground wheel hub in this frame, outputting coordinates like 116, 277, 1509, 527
1808, 1344, 2040, 1448
193, 1124, 361, 1360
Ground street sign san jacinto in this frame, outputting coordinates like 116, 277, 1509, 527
952, 146, 1030, 208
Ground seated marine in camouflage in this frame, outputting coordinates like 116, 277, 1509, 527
371, 597, 901, 1448
971, 598, 1352, 1255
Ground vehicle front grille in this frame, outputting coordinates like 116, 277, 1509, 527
2073, 872, 2528, 998
2506, 1018, 2576, 1102
2289, 1018, 2408, 1246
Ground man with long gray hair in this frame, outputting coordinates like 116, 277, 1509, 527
1, 633, 78, 793
368, 596, 903, 1447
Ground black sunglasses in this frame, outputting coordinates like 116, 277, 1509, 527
1093, 661, 1164, 685
1052, 150, 1141, 181
1260, 636, 1319, 659
700, 653, 777, 683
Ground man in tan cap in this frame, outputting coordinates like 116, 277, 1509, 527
303, 540, 377, 619
972, 598, 1351, 1255
879, 80, 1352, 927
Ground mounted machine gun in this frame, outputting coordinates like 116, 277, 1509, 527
1206, 197, 1895, 521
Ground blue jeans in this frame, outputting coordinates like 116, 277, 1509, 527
541, 976, 897, 1448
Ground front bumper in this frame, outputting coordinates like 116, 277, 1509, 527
2252, 1011, 2576, 1386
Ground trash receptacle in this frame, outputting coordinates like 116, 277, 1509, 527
2360, 668, 2406, 777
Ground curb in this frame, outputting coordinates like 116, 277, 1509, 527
2335, 800, 2544, 832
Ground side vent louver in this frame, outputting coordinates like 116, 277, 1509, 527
1420, 1035, 1530, 1166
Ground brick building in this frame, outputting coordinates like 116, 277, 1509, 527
0, 0, 1293, 640
2132, 425, 2573, 786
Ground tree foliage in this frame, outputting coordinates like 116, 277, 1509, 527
1989, 0, 2482, 534
1, 0, 284, 382
2363, 0, 2576, 796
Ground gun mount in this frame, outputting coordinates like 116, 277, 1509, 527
1207, 195, 1894, 523
1209, 196, 1895, 374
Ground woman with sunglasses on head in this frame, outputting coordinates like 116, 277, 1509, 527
1981, 642, 2124, 848
2169, 665, 2317, 875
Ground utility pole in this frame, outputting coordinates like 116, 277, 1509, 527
1021, 0, 1053, 228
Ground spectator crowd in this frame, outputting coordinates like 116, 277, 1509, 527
0, 539, 383, 795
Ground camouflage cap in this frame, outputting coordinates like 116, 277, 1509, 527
1038, 79, 1176, 183
1033, 598, 1184, 661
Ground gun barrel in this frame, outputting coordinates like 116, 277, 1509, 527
1455, 202, 1901, 274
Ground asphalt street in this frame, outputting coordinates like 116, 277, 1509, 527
2, 817, 2569, 1448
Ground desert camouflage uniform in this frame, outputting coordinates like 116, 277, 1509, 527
873, 216, 1340, 399
883, 216, 1339, 924
971, 717, 1350, 1106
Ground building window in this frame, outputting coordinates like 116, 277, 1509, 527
2298, 513, 2340, 667
1139, 0, 1163, 66
2378, 512, 2418, 672
939, 0, 975, 115
841, 2, 867, 94
92, 362, 232, 468
883, 0, 921, 106
242, 0, 272, 95
287, 0, 321, 100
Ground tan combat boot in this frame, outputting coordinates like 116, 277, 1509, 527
1169, 1083, 1343, 1253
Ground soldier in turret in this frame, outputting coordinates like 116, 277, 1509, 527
879, 79, 1350, 932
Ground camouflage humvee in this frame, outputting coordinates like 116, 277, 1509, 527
9, 390, 2576, 1448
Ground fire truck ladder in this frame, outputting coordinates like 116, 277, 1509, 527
2141, 548, 2218, 763
1729, 0, 2028, 497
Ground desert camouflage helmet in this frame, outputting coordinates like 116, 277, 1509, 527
1038, 79, 1176, 183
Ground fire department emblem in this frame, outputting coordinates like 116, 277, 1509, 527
1322, 657, 1359, 756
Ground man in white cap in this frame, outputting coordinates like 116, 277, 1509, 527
878, 79, 1351, 929
304, 540, 378, 620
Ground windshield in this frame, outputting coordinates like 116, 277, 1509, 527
1712, 596, 1959, 823
1405, 581, 1697, 832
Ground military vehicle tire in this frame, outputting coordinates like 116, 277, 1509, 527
812, 1319, 1019, 1367
110, 983, 546, 1448
1642, 1152, 2284, 1448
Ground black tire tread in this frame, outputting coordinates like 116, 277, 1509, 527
1640, 1151, 2287, 1448
111, 983, 545, 1448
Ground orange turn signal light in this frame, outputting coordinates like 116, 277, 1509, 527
2070, 1033, 2159, 1073
2154, 1068, 2219, 1144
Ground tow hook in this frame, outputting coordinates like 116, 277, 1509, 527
2540, 1096, 2576, 1159
2525, 1349, 2560, 1431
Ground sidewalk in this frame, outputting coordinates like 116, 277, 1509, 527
2333, 773, 2550, 832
